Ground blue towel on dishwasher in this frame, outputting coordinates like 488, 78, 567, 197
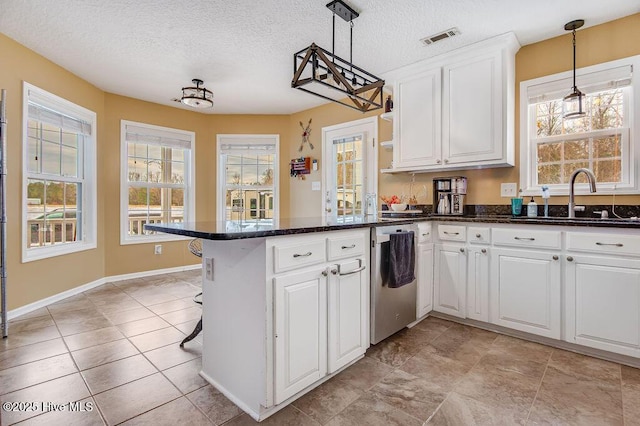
388, 231, 415, 288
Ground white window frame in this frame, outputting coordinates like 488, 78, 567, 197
216, 134, 279, 226
120, 120, 195, 244
519, 55, 640, 196
22, 82, 97, 263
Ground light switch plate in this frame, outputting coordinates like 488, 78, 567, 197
311, 181, 321, 191
500, 183, 517, 197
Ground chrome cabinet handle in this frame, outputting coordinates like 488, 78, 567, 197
444, 159, 449, 164
436, 159, 442, 164
459, 248, 465, 253
444, 231, 460, 235
341, 244, 356, 249
552, 255, 559, 260
567, 256, 574, 262
476, 233, 481, 238
322, 270, 328, 276
293, 252, 312, 258
336, 259, 365, 276
595, 242, 623, 247
338, 266, 365, 276
422, 233, 429, 236
514, 237, 535, 241
481, 248, 487, 254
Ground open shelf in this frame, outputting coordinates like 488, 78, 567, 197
380, 140, 394, 150
380, 111, 394, 121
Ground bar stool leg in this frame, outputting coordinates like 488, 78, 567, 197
180, 316, 202, 347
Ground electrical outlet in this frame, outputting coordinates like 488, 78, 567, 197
500, 183, 518, 198
154, 244, 162, 255
205, 257, 214, 281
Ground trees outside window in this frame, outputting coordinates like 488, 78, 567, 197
520, 56, 639, 195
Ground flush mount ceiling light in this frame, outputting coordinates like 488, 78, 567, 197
181, 79, 214, 109
291, 0, 385, 113
562, 19, 586, 119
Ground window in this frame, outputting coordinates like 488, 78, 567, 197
22, 83, 97, 262
121, 121, 195, 244
520, 56, 640, 195
217, 135, 278, 231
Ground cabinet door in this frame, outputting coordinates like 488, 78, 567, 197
393, 67, 442, 169
490, 248, 561, 338
433, 243, 466, 318
328, 259, 367, 373
467, 246, 490, 322
274, 267, 327, 404
442, 50, 505, 166
566, 255, 640, 357
417, 243, 434, 318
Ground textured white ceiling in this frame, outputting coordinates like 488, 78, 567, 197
0, 0, 638, 114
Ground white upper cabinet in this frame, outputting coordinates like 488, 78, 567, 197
393, 67, 442, 169
384, 32, 519, 173
443, 50, 504, 166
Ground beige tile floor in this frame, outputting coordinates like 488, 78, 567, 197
1, 271, 638, 425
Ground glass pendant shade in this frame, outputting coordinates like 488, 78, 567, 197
562, 19, 586, 120
562, 86, 585, 119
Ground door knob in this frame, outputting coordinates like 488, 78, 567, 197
567, 256, 574, 262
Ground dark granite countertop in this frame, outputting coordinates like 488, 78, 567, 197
145, 213, 640, 240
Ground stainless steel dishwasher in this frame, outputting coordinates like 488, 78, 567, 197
370, 223, 417, 344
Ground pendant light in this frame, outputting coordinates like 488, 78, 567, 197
181, 79, 214, 109
562, 19, 585, 119
291, 0, 385, 113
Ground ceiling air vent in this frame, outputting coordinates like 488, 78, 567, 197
420, 27, 461, 46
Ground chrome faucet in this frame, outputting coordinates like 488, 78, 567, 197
568, 168, 597, 218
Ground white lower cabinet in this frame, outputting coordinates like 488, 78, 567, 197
565, 254, 640, 357
328, 259, 368, 374
466, 246, 490, 322
490, 248, 561, 339
274, 267, 328, 404
417, 242, 434, 318
272, 230, 368, 406
434, 243, 467, 318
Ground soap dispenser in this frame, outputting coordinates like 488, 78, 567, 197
527, 197, 538, 217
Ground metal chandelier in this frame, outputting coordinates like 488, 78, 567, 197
292, 0, 385, 113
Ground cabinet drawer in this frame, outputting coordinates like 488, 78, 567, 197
417, 223, 432, 243
327, 233, 366, 261
273, 239, 326, 273
566, 232, 640, 257
437, 224, 466, 242
468, 227, 490, 245
492, 228, 560, 250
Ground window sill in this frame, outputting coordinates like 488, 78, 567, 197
22, 241, 97, 263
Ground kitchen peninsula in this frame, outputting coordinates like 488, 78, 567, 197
147, 214, 640, 420
146, 218, 385, 421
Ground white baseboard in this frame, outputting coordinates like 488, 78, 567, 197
5, 264, 202, 321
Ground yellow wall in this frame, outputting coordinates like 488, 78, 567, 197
0, 33, 106, 309
1, 35, 291, 310
289, 13, 640, 210
102, 96, 290, 276
2, 13, 640, 311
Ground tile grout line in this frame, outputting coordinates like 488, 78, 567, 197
523, 347, 554, 424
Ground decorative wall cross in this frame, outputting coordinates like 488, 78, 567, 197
298, 118, 314, 151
